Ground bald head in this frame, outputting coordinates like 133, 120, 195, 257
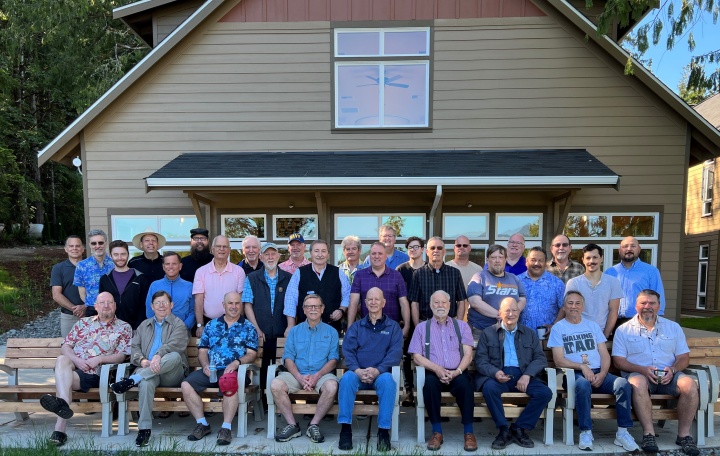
619, 236, 641, 265
499, 297, 519, 329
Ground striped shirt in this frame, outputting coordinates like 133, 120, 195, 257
408, 317, 473, 369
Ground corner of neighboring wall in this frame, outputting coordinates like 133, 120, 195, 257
79, 130, 91, 239
676, 123, 693, 320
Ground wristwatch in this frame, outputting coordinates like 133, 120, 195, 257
196, 323, 203, 328
671, 367, 677, 375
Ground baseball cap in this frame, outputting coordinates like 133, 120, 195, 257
218, 372, 238, 397
288, 233, 305, 244
261, 242, 279, 253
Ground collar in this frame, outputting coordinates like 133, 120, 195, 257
219, 314, 246, 327
211, 260, 233, 273
364, 313, 386, 326
501, 321, 518, 334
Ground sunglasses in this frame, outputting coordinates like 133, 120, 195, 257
455, 244, 470, 248
552, 242, 570, 248
90, 241, 105, 246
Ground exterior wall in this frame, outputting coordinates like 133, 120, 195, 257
154, 0, 205, 45
686, 162, 720, 235
80, 16, 688, 316
683, 232, 720, 315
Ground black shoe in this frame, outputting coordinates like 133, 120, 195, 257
135, 429, 151, 447
675, 435, 699, 456
377, 431, 391, 452
402, 388, 415, 407
40, 394, 74, 420
511, 427, 534, 448
48, 431, 67, 447
111, 377, 137, 395
491, 428, 513, 450
641, 433, 659, 453
339, 430, 353, 450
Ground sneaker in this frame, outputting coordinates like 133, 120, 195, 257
491, 428, 513, 450
48, 431, 67, 447
110, 377, 136, 395
135, 429, 151, 447
40, 394, 74, 420
511, 427, 534, 448
377, 430, 391, 452
642, 433, 659, 453
339, 430, 353, 450
306, 424, 325, 443
275, 423, 301, 442
614, 429, 640, 451
216, 427, 232, 446
187, 423, 211, 441
675, 435, 700, 456
579, 430, 594, 451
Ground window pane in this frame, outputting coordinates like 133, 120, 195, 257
159, 216, 198, 242
336, 65, 380, 127
384, 30, 429, 55
496, 214, 542, 239
335, 244, 372, 264
611, 215, 656, 238
699, 263, 708, 293
383, 64, 428, 127
115, 217, 156, 241
565, 215, 607, 238
444, 215, 489, 240
223, 216, 265, 239
275, 216, 317, 240
336, 31, 380, 56
445, 245, 486, 266
381, 215, 425, 239
336, 215, 379, 239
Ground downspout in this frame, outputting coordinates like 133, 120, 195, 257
429, 185, 443, 236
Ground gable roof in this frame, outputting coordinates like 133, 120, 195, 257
38, 0, 720, 166
694, 93, 720, 130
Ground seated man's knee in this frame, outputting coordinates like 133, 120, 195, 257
575, 377, 592, 395
270, 378, 287, 395
162, 351, 182, 365
628, 373, 648, 389
180, 381, 194, 395
677, 376, 699, 398
55, 355, 73, 369
482, 379, 502, 395
321, 379, 338, 395
536, 384, 552, 402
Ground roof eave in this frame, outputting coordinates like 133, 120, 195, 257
113, 0, 183, 19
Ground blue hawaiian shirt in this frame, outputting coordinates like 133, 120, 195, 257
73, 255, 115, 307
199, 315, 258, 369
518, 271, 565, 329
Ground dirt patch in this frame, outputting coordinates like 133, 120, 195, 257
0, 246, 67, 334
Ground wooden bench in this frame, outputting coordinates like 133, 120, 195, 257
0, 338, 116, 438
414, 340, 558, 445
266, 338, 402, 442
114, 337, 264, 438
687, 337, 720, 438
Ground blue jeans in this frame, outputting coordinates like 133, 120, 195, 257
572, 369, 633, 430
481, 366, 552, 430
338, 371, 396, 429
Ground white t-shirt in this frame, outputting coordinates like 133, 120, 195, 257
565, 274, 622, 329
548, 317, 607, 369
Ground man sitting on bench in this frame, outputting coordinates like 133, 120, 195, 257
41, 291, 132, 447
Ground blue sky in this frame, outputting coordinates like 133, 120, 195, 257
625, 0, 720, 94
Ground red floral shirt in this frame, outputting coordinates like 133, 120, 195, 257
63, 316, 132, 375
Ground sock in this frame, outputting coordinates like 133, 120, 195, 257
197, 418, 208, 426
431, 423, 442, 434
378, 428, 389, 437
341, 423, 352, 433
222, 422, 231, 430
618, 427, 628, 434
129, 374, 142, 385
464, 423, 473, 434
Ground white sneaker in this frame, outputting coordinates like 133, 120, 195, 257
579, 430, 594, 451
614, 429, 640, 451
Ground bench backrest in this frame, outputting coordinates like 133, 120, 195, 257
4, 338, 63, 369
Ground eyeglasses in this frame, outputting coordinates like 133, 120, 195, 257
192, 236, 207, 242
428, 246, 445, 251
214, 245, 230, 250
507, 241, 524, 246
303, 304, 323, 310
90, 241, 105, 246
455, 244, 470, 248
153, 301, 170, 307
407, 245, 422, 251
552, 242, 570, 248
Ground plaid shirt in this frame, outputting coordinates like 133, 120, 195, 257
546, 259, 584, 284
63, 316, 132, 375
408, 263, 467, 321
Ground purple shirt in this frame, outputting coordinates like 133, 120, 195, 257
408, 317, 473, 369
350, 266, 407, 321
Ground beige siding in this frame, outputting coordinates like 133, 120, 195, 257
154, 0, 205, 45
82, 17, 689, 316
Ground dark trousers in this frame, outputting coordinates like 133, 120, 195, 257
403, 321, 414, 389
481, 366, 552, 431
259, 336, 278, 389
423, 370, 475, 425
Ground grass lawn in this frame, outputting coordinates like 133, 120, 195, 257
680, 316, 720, 333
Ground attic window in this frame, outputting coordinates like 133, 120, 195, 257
702, 160, 715, 216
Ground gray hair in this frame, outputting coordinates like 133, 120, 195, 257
87, 229, 107, 242
242, 235, 260, 249
341, 235, 362, 251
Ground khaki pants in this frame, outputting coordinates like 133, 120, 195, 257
60, 312, 80, 338
134, 352, 187, 430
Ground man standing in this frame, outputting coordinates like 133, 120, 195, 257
145, 252, 195, 330
193, 235, 245, 337
338, 288, 403, 451
347, 242, 409, 337
408, 291, 476, 452
566, 244, 622, 338
547, 234, 584, 284
408, 237, 467, 326
467, 245, 526, 338
271, 295, 339, 444
518, 247, 565, 331
129, 231, 166, 282
363, 225, 409, 270
505, 233, 528, 275
180, 228, 213, 282
445, 235, 482, 289
51, 235, 86, 337
279, 233, 310, 274
243, 242, 292, 388
612, 290, 701, 456
238, 235, 264, 276
73, 229, 115, 316
605, 236, 666, 325
549, 291, 638, 451
180, 292, 258, 446
110, 290, 189, 447
338, 235, 366, 285
99, 240, 150, 330
283, 239, 350, 333
41, 292, 132, 447
396, 236, 425, 289
475, 297, 552, 450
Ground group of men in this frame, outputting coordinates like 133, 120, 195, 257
44, 225, 699, 455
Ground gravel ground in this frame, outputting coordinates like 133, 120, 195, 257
0, 308, 61, 345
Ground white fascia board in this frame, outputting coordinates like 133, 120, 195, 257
113, 0, 180, 19
146, 175, 619, 188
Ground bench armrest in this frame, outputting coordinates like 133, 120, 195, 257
683, 367, 710, 411
557, 367, 576, 409
544, 367, 558, 409
111, 363, 133, 400
236, 363, 258, 403
688, 363, 719, 405
99, 362, 120, 403
266, 363, 280, 405
415, 366, 426, 408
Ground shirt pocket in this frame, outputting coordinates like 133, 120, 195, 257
624, 336, 645, 355
658, 336, 675, 353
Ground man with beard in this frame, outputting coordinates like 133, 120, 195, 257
605, 236, 666, 327
99, 240, 151, 330
128, 231, 166, 282
180, 228, 213, 282
467, 245, 526, 339
518, 247, 565, 332
238, 235, 264, 276
363, 225, 409, 270
279, 233, 310, 274
546, 234, 584, 284
445, 235, 482, 290
73, 229, 115, 316
612, 290, 700, 456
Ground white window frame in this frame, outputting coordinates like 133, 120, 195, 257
110, 214, 198, 246
702, 160, 714, 216
494, 213, 543, 241
220, 214, 267, 242
333, 213, 426, 241
570, 244, 658, 270
565, 212, 660, 240
697, 244, 709, 309
272, 214, 318, 241
443, 213, 490, 240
